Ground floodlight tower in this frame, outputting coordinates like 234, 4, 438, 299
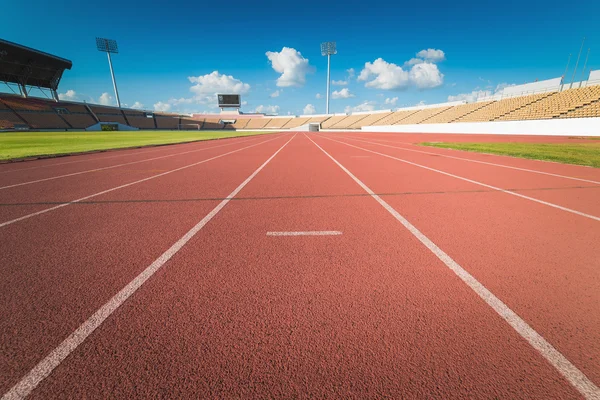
96, 37, 122, 108
321, 41, 337, 114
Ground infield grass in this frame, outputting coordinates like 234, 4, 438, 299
421, 142, 600, 168
0, 130, 275, 161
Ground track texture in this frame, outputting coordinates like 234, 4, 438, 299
0, 132, 598, 399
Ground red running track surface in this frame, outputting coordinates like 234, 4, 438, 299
0, 131, 598, 399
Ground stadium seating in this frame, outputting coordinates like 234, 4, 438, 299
55, 102, 89, 113
245, 118, 271, 129
0, 110, 26, 129
127, 116, 156, 129
424, 102, 493, 124
456, 92, 553, 122
61, 114, 96, 129
370, 110, 420, 126
230, 118, 250, 129
396, 106, 452, 125
264, 117, 292, 129
331, 114, 369, 129
348, 112, 392, 129
321, 115, 349, 129
202, 118, 224, 129
155, 115, 180, 129
19, 112, 69, 129
561, 100, 600, 118
0, 96, 52, 111
498, 85, 600, 121
282, 117, 311, 128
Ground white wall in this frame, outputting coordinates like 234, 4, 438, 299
363, 118, 600, 136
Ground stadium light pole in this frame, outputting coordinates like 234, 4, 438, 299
321, 42, 337, 114
578, 48, 590, 88
569, 37, 585, 89
96, 37, 122, 108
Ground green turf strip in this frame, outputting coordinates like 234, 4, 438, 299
0, 130, 275, 161
420, 142, 600, 168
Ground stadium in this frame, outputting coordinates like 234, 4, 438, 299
1, 2, 600, 398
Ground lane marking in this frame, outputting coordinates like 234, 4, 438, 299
306, 133, 600, 400
1, 134, 296, 400
0, 136, 261, 190
0, 134, 288, 229
316, 135, 600, 222
266, 231, 342, 236
329, 134, 600, 185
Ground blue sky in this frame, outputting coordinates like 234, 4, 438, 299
2, 0, 599, 115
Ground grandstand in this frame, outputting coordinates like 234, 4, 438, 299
1, 38, 599, 133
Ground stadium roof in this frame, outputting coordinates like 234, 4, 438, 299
0, 39, 72, 91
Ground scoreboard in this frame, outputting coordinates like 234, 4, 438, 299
217, 94, 241, 108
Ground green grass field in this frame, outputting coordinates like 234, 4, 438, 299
421, 142, 600, 168
0, 130, 274, 161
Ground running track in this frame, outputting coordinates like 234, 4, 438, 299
1, 131, 599, 399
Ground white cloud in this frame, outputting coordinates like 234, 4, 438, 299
332, 79, 348, 86
416, 48, 446, 63
384, 97, 398, 105
266, 47, 314, 87
255, 104, 280, 114
241, 100, 248, 106
98, 92, 114, 106
405, 58, 424, 66
358, 58, 410, 90
447, 90, 492, 102
58, 89, 78, 101
303, 104, 316, 115
409, 62, 444, 89
270, 90, 281, 98
131, 101, 144, 109
415, 100, 426, 106
344, 101, 377, 113
188, 71, 250, 104
153, 101, 172, 112
331, 88, 355, 99
316, 93, 322, 99
347, 68, 355, 79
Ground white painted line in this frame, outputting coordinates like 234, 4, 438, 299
0, 134, 287, 229
305, 133, 600, 400
317, 135, 600, 222
266, 231, 342, 236
0, 145, 175, 175
330, 134, 600, 185
0, 136, 261, 190
1, 134, 295, 400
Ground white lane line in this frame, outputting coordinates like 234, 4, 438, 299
0, 134, 288, 229
317, 135, 600, 222
266, 231, 342, 236
305, 133, 600, 400
0, 136, 261, 190
329, 134, 600, 185
1, 134, 296, 400
0, 145, 175, 175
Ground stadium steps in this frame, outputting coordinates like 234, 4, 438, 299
120, 110, 131, 126
491, 92, 556, 121
418, 107, 454, 124
85, 104, 100, 123
449, 102, 495, 123
55, 112, 73, 129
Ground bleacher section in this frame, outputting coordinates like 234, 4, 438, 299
424, 102, 493, 124
321, 115, 348, 129
498, 85, 600, 121
561, 100, 600, 119
456, 92, 553, 122
396, 106, 452, 125
2, 83, 600, 131
348, 112, 392, 128
264, 117, 292, 129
